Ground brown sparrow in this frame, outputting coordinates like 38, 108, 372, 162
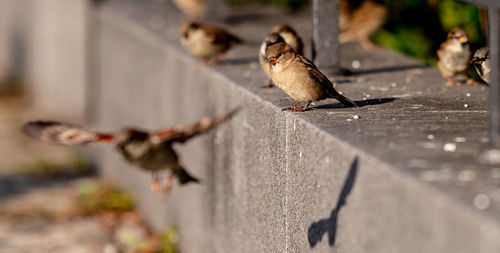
437, 28, 473, 86
259, 33, 286, 88
472, 47, 490, 84
259, 25, 304, 88
180, 21, 243, 65
21, 108, 240, 195
266, 42, 358, 111
173, 0, 205, 18
339, 0, 387, 50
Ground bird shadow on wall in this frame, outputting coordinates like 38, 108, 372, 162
307, 157, 359, 248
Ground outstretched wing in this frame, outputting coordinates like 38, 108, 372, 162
21, 121, 115, 145
153, 107, 241, 143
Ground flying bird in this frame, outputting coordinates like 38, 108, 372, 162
22, 108, 240, 195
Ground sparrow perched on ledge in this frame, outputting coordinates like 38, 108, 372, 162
259, 24, 304, 88
173, 0, 205, 18
472, 47, 490, 84
180, 21, 243, 65
22, 108, 240, 195
266, 42, 358, 111
339, 0, 387, 50
437, 28, 473, 86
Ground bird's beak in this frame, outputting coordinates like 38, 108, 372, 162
269, 57, 278, 65
471, 57, 480, 64
459, 36, 468, 44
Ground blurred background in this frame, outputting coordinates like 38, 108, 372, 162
0, 0, 490, 252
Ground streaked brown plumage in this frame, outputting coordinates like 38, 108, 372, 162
259, 24, 304, 88
180, 21, 242, 65
22, 108, 240, 195
472, 47, 490, 84
437, 28, 473, 86
339, 0, 387, 50
266, 42, 358, 111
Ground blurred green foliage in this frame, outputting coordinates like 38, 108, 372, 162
76, 180, 135, 215
157, 228, 179, 253
372, 0, 486, 65
25, 155, 94, 177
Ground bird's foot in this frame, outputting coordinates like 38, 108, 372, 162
445, 77, 460, 86
466, 78, 480, 86
261, 80, 274, 88
360, 40, 375, 51
150, 174, 161, 196
282, 101, 311, 112
282, 102, 300, 111
163, 175, 174, 195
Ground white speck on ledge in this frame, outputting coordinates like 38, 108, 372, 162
352, 60, 361, 69
443, 143, 456, 152
474, 194, 490, 210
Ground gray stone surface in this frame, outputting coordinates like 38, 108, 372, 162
0, 0, 88, 120
87, 1, 500, 253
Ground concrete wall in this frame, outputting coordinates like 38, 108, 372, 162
89, 2, 500, 253
0, 0, 88, 120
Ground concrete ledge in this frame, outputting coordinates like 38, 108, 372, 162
89, 1, 500, 252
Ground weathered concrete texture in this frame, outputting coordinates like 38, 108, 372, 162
0, 0, 88, 120
90, 1, 500, 253
0, 0, 34, 82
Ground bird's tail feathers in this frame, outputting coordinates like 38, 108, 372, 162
332, 93, 358, 107
174, 167, 200, 184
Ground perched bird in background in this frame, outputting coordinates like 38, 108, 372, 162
271, 24, 304, 56
180, 21, 243, 65
437, 28, 473, 86
339, 0, 387, 50
259, 25, 304, 88
472, 47, 490, 84
266, 42, 358, 111
173, 0, 205, 18
21, 108, 240, 195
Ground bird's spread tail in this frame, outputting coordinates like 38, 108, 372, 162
175, 167, 200, 184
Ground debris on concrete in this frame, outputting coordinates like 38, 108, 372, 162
443, 143, 457, 152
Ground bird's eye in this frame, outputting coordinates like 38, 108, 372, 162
277, 53, 282, 58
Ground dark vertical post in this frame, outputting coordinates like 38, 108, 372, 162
312, 0, 340, 70
489, 9, 500, 148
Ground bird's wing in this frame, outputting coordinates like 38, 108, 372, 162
203, 25, 243, 45
437, 42, 447, 61
153, 107, 241, 143
297, 55, 337, 91
22, 121, 115, 145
